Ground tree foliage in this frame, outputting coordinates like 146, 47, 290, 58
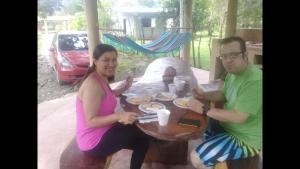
157, 0, 180, 28
97, 0, 115, 28
68, 0, 115, 31
70, 12, 87, 31
237, 0, 262, 28
137, 0, 157, 7
61, 0, 84, 15
38, 0, 62, 18
208, 0, 228, 37
192, 0, 210, 33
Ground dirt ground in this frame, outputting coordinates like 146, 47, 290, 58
38, 54, 76, 104
38, 33, 76, 104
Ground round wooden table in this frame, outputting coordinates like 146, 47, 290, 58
121, 95, 208, 141
120, 81, 208, 164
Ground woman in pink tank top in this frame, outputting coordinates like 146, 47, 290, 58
75, 44, 151, 169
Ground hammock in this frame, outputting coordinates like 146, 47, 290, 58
102, 31, 192, 57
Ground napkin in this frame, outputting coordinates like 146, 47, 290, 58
138, 117, 158, 123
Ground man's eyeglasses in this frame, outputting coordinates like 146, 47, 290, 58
219, 52, 243, 60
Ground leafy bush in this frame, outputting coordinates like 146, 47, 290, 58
71, 12, 87, 31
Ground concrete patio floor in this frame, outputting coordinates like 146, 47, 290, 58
38, 68, 209, 169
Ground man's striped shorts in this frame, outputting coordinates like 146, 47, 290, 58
195, 133, 260, 167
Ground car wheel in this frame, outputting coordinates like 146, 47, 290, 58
55, 68, 65, 85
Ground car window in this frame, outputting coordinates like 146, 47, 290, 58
58, 34, 88, 51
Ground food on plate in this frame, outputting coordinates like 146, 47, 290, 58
142, 102, 165, 110
174, 98, 189, 108
127, 95, 152, 105
156, 93, 173, 100
139, 102, 166, 113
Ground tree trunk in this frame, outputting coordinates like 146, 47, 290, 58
192, 33, 196, 67
207, 22, 213, 56
208, 34, 212, 55
220, 13, 226, 38
197, 32, 202, 68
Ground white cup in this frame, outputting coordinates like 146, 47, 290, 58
174, 79, 185, 91
168, 83, 177, 94
157, 109, 170, 126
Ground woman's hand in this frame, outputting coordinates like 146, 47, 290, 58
188, 98, 205, 114
124, 76, 133, 91
117, 112, 138, 124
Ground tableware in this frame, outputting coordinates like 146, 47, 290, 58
154, 92, 177, 101
174, 79, 185, 91
138, 102, 166, 114
157, 109, 170, 126
122, 91, 136, 97
137, 114, 158, 120
173, 98, 190, 109
168, 83, 177, 95
126, 95, 152, 105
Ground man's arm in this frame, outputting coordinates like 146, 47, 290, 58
206, 108, 249, 123
204, 91, 226, 102
188, 99, 248, 123
193, 88, 226, 102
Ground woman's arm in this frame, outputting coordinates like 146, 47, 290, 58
82, 78, 119, 128
82, 78, 138, 128
113, 76, 133, 97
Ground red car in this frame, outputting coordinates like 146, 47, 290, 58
49, 31, 90, 85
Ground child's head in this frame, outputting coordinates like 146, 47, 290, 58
162, 66, 177, 81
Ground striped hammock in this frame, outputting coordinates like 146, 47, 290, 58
102, 32, 192, 57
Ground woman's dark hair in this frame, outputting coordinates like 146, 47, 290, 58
73, 44, 118, 89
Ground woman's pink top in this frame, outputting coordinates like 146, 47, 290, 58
76, 72, 117, 151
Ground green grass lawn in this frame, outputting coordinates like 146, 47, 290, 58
115, 52, 153, 81
190, 37, 211, 70
140, 34, 215, 71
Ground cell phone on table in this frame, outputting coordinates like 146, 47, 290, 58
177, 118, 200, 127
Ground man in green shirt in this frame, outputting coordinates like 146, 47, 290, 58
188, 36, 262, 169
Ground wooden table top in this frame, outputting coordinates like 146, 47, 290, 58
120, 81, 208, 141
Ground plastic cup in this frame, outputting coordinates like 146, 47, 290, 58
157, 109, 170, 126
168, 83, 177, 95
174, 79, 185, 91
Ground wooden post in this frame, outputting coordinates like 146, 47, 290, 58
123, 19, 126, 34
209, 39, 225, 81
180, 0, 192, 64
225, 0, 238, 38
85, 0, 100, 66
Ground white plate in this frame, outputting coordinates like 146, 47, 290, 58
173, 98, 190, 109
122, 92, 136, 97
126, 95, 152, 105
154, 92, 177, 101
138, 102, 166, 114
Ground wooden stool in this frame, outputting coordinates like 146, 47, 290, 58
214, 162, 228, 169
214, 155, 260, 169
144, 140, 188, 165
60, 137, 112, 169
